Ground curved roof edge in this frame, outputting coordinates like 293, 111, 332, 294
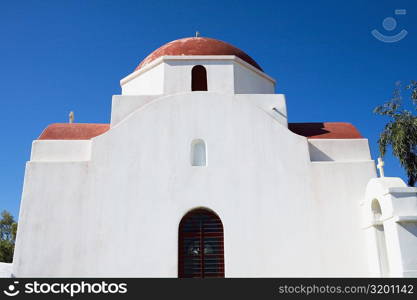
136, 37, 263, 71
38, 123, 110, 140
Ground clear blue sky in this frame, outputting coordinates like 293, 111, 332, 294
1, 0, 416, 219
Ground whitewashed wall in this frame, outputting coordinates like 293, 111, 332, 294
233, 62, 275, 94
14, 54, 393, 277
0, 263, 12, 278
121, 63, 164, 95
14, 90, 377, 277
120, 56, 275, 96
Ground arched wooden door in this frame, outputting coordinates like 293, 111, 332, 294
178, 209, 224, 278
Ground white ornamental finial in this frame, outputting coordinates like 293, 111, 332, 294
69, 111, 74, 124
377, 157, 385, 177
195, 31, 200, 38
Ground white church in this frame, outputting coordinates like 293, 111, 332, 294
5, 37, 417, 277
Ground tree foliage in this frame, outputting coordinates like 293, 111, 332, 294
0, 210, 17, 263
374, 81, 417, 186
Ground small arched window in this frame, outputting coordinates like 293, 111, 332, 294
191, 65, 207, 91
191, 139, 206, 166
178, 208, 224, 278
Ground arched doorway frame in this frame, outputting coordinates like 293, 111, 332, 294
178, 207, 224, 278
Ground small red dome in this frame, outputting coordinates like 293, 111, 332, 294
136, 37, 263, 71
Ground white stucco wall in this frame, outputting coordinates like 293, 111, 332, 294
164, 59, 234, 94
16, 52, 409, 277
233, 62, 275, 94
311, 161, 376, 276
121, 63, 164, 95
120, 56, 275, 96
111, 95, 160, 126
362, 178, 417, 277
308, 139, 372, 162
30, 140, 91, 161
14, 161, 90, 276
235, 94, 287, 127
0, 263, 12, 278
396, 222, 417, 276
15, 90, 379, 277
90, 92, 318, 277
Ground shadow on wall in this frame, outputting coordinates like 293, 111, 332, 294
401, 223, 417, 237
308, 143, 334, 162
288, 123, 330, 137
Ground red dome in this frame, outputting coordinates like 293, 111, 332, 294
136, 37, 263, 71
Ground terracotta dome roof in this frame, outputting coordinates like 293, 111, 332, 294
136, 37, 263, 71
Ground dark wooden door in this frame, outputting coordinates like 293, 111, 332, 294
178, 209, 224, 278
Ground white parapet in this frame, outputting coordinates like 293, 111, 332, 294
235, 94, 287, 127
308, 139, 372, 162
110, 95, 161, 127
0, 263, 12, 278
30, 140, 92, 162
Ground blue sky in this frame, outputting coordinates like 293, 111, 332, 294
1, 0, 416, 219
